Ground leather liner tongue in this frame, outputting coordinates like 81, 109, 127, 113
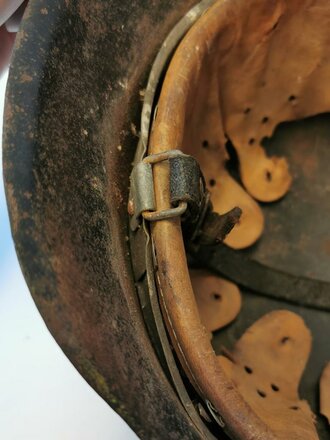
218, 310, 318, 440
190, 270, 242, 334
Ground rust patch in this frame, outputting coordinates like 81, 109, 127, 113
20, 73, 33, 83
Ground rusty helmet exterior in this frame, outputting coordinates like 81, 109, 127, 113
3, 1, 330, 439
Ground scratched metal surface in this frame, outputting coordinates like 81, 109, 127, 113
250, 113, 330, 283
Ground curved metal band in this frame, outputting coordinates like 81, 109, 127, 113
134, 0, 217, 165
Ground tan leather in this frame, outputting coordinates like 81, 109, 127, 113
148, 0, 330, 438
320, 362, 330, 424
218, 311, 317, 440
184, 65, 264, 249
190, 270, 241, 333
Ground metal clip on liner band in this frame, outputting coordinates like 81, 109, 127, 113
142, 150, 189, 222
129, 149, 203, 229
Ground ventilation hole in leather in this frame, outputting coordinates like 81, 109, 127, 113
244, 107, 251, 114
212, 292, 222, 301
265, 170, 272, 182
280, 336, 290, 345
288, 95, 297, 103
271, 384, 280, 392
202, 140, 209, 148
209, 178, 216, 187
290, 406, 299, 411
244, 366, 253, 374
261, 116, 269, 124
257, 390, 267, 398
248, 138, 255, 145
